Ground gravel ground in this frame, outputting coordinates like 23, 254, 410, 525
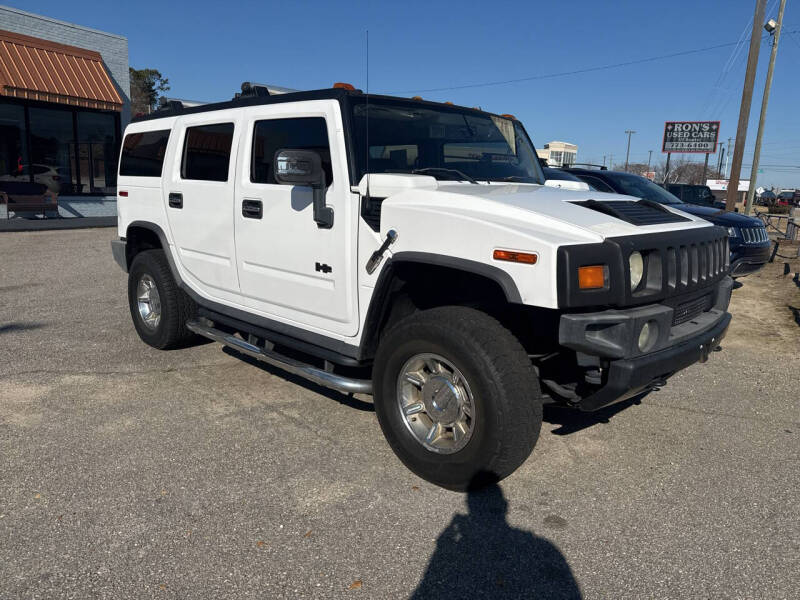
1, 228, 798, 599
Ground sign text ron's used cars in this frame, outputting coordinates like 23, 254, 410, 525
662, 121, 720, 153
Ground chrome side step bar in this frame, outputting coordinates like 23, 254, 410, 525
186, 320, 372, 395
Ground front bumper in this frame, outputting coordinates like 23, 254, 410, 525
559, 276, 732, 411
730, 243, 771, 277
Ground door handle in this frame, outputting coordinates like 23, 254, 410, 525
168, 192, 183, 209
242, 199, 263, 219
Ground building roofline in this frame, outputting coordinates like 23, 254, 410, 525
0, 5, 127, 41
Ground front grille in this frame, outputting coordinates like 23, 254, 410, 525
740, 226, 768, 244
672, 293, 714, 326
664, 236, 729, 292
573, 199, 691, 226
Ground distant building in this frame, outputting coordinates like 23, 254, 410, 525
0, 5, 129, 218
537, 141, 577, 167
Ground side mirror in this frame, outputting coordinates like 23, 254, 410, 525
274, 149, 333, 228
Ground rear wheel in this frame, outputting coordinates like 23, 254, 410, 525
128, 249, 198, 349
373, 306, 543, 491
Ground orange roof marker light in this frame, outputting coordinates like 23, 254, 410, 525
444, 101, 454, 105
501, 113, 517, 120
333, 82, 355, 90
493, 249, 538, 265
411, 96, 423, 100
577, 265, 607, 290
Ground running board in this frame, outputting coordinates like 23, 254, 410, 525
186, 320, 372, 395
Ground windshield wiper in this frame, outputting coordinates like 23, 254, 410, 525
412, 168, 479, 184
497, 175, 532, 182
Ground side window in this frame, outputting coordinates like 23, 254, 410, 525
119, 129, 171, 177
181, 123, 234, 182
580, 175, 615, 193
251, 117, 332, 185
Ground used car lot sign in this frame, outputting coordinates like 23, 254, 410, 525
662, 121, 720, 153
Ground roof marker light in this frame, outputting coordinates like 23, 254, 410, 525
333, 82, 355, 90
501, 113, 517, 120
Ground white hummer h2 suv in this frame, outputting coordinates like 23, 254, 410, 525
112, 83, 732, 490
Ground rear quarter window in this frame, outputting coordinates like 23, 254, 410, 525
119, 130, 171, 177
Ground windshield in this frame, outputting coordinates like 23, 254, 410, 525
613, 173, 683, 205
350, 99, 544, 184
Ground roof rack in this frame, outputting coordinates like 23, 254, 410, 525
234, 81, 299, 100
566, 163, 608, 170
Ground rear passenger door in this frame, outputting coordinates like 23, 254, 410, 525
234, 100, 358, 337
165, 114, 241, 299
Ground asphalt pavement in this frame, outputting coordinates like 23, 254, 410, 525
1, 228, 798, 599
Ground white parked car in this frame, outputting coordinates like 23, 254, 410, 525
0, 163, 62, 194
111, 83, 732, 490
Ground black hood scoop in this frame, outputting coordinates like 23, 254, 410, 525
571, 198, 691, 226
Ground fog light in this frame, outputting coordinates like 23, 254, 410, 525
638, 320, 659, 352
629, 251, 644, 289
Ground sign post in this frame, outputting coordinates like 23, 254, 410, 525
662, 121, 720, 186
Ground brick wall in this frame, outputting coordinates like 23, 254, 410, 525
0, 5, 130, 126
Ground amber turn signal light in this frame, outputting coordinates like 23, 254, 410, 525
333, 82, 355, 90
578, 265, 606, 289
493, 249, 538, 265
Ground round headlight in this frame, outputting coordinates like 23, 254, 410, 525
629, 251, 644, 289
638, 320, 659, 352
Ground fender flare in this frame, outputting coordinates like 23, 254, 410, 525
359, 251, 523, 359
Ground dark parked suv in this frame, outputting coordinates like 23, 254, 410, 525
567, 168, 771, 277
664, 183, 726, 210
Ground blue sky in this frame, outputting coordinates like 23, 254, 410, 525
14, 0, 800, 188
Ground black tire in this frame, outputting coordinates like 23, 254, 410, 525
373, 306, 543, 491
128, 249, 198, 349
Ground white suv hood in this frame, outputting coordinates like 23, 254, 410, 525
430, 182, 712, 238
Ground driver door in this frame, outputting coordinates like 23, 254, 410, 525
233, 100, 358, 337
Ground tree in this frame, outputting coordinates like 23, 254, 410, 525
129, 68, 170, 115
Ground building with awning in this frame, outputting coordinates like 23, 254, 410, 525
0, 5, 129, 217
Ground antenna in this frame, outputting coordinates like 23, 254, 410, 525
365, 29, 370, 204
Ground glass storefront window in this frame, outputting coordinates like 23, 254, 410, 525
1, 100, 120, 220
78, 112, 117, 193
29, 107, 75, 195
0, 104, 27, 180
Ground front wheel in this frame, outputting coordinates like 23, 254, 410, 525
373, 306, 543, 491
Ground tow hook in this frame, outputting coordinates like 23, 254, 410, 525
366, 230, 398, 274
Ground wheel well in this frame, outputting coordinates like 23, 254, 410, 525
361, 261, 558, 360
125, 225, 163, 268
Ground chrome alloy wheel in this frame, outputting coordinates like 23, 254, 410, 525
396, 353, 476, 454
136, 274, 162, 330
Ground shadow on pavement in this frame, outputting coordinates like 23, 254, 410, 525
221, 346, 375, 412
0, 321, 46, 335
543, 392, 648, 436
411, 481, 581, 599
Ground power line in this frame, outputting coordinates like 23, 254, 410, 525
385, 31, 800, 94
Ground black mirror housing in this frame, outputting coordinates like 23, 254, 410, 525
273, 149, 333, 229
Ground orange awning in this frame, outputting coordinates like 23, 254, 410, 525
0, 29, 122, 111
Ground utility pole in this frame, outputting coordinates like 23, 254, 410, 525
745, 0, 786, 215
609, 154, 614, 170
647, 150, 653, 171
726, 0, 766, 212
624, 130, 636, 172
724, 137, 733, 177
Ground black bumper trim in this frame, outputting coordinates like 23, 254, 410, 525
576, 312, 731, 411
